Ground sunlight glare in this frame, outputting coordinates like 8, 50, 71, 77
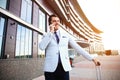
78, 0, 120, 50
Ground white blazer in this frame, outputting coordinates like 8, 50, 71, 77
39, 30, 93, 72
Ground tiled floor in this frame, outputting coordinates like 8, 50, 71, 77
33, 55, 120, 80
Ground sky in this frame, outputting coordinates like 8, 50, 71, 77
77, 0, 120, 50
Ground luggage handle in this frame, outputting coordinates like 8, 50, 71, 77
95, 66, 102, 80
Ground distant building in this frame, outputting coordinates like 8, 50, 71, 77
111, 50, 119, 55
105, 49, 119, 55
0, 0, 104, 80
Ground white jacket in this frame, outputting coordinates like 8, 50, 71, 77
39, 30, 93, 72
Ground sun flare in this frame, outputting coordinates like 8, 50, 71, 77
78, 0, 120, 50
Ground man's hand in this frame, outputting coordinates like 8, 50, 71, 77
49, 23, 55, 33
92, 58, 101, 66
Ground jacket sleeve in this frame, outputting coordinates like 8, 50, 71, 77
68, 38, 94, 61
39, 32, 54, 50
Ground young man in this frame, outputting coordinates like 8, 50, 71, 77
39, 14, 100, 80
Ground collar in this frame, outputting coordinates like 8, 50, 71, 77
55, 30, 60, 37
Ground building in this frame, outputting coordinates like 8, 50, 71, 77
0, 0, 104, 80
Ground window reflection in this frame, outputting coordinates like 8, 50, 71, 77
38, 10, 46, 58
15, 0, 32, 58
38, 34, 45, 58
21, 0, 32, 23
0, 0, 7, 9
0, 17, 5, 58
39, 10, 46, 32
15, 25, 32, 58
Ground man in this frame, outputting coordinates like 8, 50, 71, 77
39, 14, 100, 80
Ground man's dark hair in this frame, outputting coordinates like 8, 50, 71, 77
48, 14, 58, 25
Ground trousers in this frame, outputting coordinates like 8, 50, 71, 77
44, 62, 69, 80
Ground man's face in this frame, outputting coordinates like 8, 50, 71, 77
51, 17, 60, 31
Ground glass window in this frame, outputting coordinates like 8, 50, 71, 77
15, 24, 32, 58
0, 0, 7, 9
38, 10, 46, 32
15, 0, 32, 58
0, 17, 5, 58
21, 0, 32, 23
38, 10, 46, 58
38, 34, 45, 58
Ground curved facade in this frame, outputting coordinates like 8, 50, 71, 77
0, 0, 104, 80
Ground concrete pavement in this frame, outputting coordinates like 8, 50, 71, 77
33, 55, 120, 80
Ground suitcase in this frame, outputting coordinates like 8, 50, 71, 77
95, 66, 102, 80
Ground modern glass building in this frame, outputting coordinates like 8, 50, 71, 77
0, 0, 104, 80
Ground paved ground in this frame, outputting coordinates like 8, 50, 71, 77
33, 55, 120, 80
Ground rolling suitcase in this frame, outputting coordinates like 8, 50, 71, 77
95, 66, 102, 80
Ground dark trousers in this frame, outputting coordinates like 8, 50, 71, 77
44, 62, 69, 80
